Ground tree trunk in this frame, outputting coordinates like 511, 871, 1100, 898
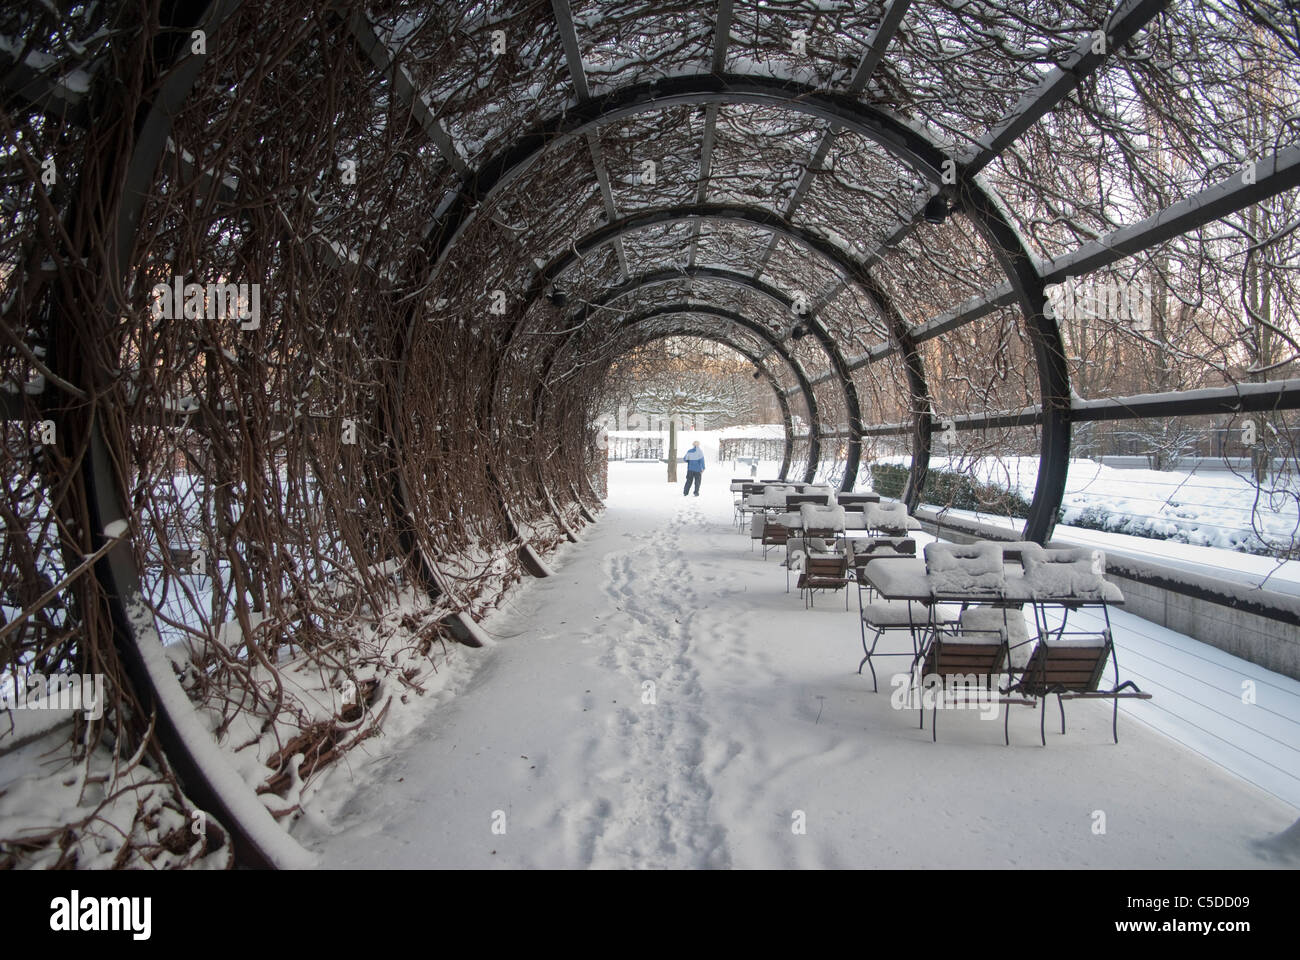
667, 420, 678, 483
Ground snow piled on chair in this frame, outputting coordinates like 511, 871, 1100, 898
1021, 545, 1107, 598
923, 541, 1004, 593
799, 503, 845, 533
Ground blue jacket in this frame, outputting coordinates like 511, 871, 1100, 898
683, 448, 705, 472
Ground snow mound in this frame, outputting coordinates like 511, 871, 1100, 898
1022, 545, 1106, 598
800, 504, 845, 532
924, 541, 1004, 593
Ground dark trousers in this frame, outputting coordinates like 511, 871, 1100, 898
683, 470, 701, 495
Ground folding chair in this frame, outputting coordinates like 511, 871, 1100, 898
793, 539, 851, 608
1004, 545, 1151, 744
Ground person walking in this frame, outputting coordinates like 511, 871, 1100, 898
682, 441, 705, 496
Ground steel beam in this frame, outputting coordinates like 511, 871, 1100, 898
344, 9, 468, 176
848, 0, 912, 95
895, 377, 1300, 436
1071, 378, 1300, 421
551, 0, 629, 278
1042, 145, 1300, 286
686, 102, 720, 268
1, 48, 93, 127
753, 0, 912, 275
711, 0, 735, 74
551, 0, 590, 101
787, 282, 1020, 383
964, 0, 1170, 176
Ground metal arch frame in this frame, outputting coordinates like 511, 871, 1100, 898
40, 0, 313, 870
397, 73, 1071, 534
36, 0, 1291, 870
530, 203, 933, 496
615, 304, 819, 479
957, 183, 1068, 544
533, 300, 821, 482
612, 321, 797, 481
562, 267, 847, 482
401, 75, 949, 343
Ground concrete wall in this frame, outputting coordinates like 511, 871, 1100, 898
1103, 570, 1300, 681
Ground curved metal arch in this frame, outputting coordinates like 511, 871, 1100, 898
534, 301, 820, 482
532, 203, 935, 495
619, 304, 821, 480
617, 323, 797, 481
398, 74, 1071, 533
411, 74, 947, 267
568, 266, 856, 485
959, 184, 1068, 542
46, 0, 309, 870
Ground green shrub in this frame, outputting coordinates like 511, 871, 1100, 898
867, 462, 1033, 518
868, 463, 909, 500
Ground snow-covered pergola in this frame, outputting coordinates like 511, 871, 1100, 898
3, 0, 1299, 867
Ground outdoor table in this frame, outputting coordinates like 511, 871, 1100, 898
863, 559, 1125, 680
836, 492, 881, 507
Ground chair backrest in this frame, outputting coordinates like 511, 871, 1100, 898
843, 509, 870, 530
923, 541, 1005, 594
921, 638, 1006, 679
854, 536, 915, 557
1016, 641, 1109, 696
836, 492, 880, 507
788, 493, 831, 507
1021, 545, 1106, 598
762, 487, 797, 507
799, 503, 845, 532
807, 553, 849, 577
787, 537, 808, 567
762, 513, 795, 543
866, 500, 910, 532
996, 541, 1041, 565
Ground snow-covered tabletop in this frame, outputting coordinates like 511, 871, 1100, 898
865, 556, 1124, 604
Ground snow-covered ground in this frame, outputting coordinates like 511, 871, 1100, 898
881, 454, 1300, 555
297, 446, 1299, 869
934, 506, 1300, 597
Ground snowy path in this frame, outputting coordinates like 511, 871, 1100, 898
300, 458, 1298, 869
